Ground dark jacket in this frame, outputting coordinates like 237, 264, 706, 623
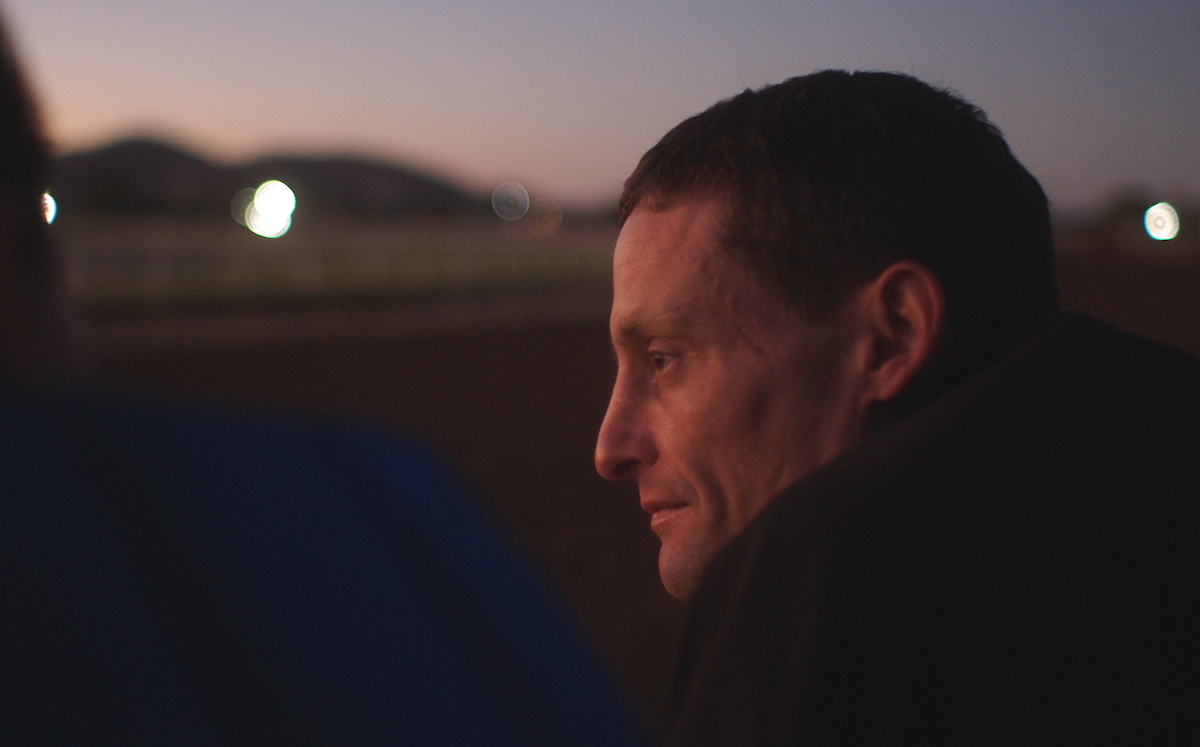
666, 313, 1200, 745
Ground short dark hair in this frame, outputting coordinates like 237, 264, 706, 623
0, 17, 52, 283
620, 70, 1059, 370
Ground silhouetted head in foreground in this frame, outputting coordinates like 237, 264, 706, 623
0, 18, 71, 385
596, 71, 1060, 599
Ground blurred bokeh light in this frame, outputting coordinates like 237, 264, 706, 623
525, 198, 562, 235
492, 181, 529, 221
1144, 202, 1179, 240
42, 192, 56, 224
256, 180, 296, 217
231, 188, 256, 225
235, 180, 296, 239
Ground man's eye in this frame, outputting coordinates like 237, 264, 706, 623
649, 352, 674, 372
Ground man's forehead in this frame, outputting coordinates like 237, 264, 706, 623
614, 201, 735, 292
610, 229, 729, 342
611, 305, 707, 345
617, 197, 727, 252
609, 204, 803, 350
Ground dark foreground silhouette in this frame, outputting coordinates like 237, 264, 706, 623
1, 382, 643, 745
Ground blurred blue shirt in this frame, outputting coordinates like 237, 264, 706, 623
0, 384, 641, 746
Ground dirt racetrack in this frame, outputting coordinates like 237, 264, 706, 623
84, 249, 1200, 730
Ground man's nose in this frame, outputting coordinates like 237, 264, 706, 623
594, 384, 654, 482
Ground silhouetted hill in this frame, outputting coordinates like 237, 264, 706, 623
53, 138, 226, 216
51, 137, 489, 219
238, 155, 482, 217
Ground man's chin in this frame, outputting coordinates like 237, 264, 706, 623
658, 540, 712, 602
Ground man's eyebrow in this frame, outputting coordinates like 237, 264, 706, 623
609, 323, 642, 363
612, 322, 647, 345
612, 309, 703, 348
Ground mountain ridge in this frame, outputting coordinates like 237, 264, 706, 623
51, 137, 491, 219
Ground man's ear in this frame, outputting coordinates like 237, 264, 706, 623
856, 261, 945, 403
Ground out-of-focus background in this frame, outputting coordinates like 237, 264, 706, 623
7, 0, 1198, 729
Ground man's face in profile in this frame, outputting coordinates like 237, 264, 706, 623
595, 198, 866, 600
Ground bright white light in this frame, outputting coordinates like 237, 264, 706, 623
239, 180, 296, 238
42, 192, 56, 224
1144, 202, 1179, 241
492, 181, 529, 220
245, 203, 292, 238
254, 180, 296, 218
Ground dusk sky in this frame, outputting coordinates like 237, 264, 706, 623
5, 0, 1198, 215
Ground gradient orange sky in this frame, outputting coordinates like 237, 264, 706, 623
6, 0, 1198, 214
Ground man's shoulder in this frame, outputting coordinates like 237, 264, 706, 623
743, 310, 1199, 547
668, 312, 1200, 745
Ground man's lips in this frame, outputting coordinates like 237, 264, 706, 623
641, 498, 690, 528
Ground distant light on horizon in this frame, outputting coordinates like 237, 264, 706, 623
1144, 202, 1179, 241
255, 180, 296, 217
235, 180, 296, 238
525, 198, 562, 235
492, 181, 530, 221
42, 192, 56, 224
